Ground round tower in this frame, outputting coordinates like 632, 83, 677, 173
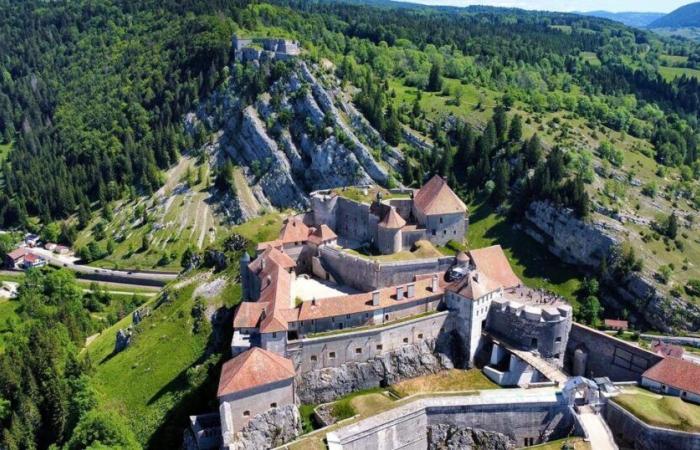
377, 207, 405, 255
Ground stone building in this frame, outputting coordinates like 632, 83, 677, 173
641, 357, 700, 404
232, 35, 300, 62
218, 347, 296, 447
310, 175, 468, 254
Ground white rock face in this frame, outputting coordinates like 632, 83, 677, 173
198, 58, 402, 215
227, 405, 302, 450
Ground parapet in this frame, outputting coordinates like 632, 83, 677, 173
491, 297, 570, 323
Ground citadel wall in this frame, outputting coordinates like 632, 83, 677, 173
565, 323, 662, 381
288, 311, 450, 373
318, 246, 454, 291
326, 390, 576, 450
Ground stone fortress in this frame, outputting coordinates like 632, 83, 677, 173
187, 175, 635, 450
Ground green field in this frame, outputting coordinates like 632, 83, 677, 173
391, 369, 499, 397
87, 275, 240, 448
467, 200, 583, 306
659, 65, 700, 81
580, 51, 601, 66
613, 386, 700, 432
660, 54, 689, 65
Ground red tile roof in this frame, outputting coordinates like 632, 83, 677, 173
447, 271, 501, 300
414, 175, 467, 216
604, 319, 629, 330
6, 248, 27, 261
643, 357, 700, 396
233, 302, 268, 328
379, 207, 406, 229
217, 347, 295, 397
651, 340, 684, 359
279, 217, 310, 244
23, 253, 43, 264
307, 224, 337, 245
297, 276, 443, 321
468, 245, 521, 289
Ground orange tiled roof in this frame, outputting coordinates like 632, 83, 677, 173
233, 302, 268, 328
413, 175, 467, 216
650, 340, 684, 359
249, 246, 295, 273
379, 207, 406, 229
642, 357, 700, 396
447, 270, 501, 300
279, 217, 310, 244
307, 224, 338, 245
468, 245, 521, 289
297, 276, 442, 321
604, 319, 628, 330
6, 248, 28, 261
217, 347, 295, 397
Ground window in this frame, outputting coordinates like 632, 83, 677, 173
270, 402, 277, 408
355, 348, 362, 354
418, 333, 423, 339
346, 314, 351, 319
440, 217, 443, 224
331, 317, 335, 322
531, 338, 538, 348
432, 229, 436, 236
555, 337, 562, 343
243, 411, 250, 417
365, 313, 369, 318
272, 332, 277, 338
453, 230, 456, 235
329, 352, 336, 358
385, 314, 389, 321
311, 355, 318, 362
376, 344, 383, 351
443, 230, 446, 235
403, 337, 409, 343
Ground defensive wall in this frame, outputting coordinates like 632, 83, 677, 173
325, 389, 577, 450
317, 245, 454, 291
288, 311, 451, 373
604, 400, 700, 450
565, 323, 662, 381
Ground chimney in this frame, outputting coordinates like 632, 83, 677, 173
311, 297, 317, 306
372, 291, 380, 306
406, 283, 415, 298
396, 285, 404, 300
431, 275, 439, 292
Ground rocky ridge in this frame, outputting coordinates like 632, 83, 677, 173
295, 338, 454, 404
427, 424, 516, 450
197, 56, 403, 223
525, 201, 700, 332
225, 404, 302, 450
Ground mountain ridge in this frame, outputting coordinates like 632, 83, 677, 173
649, 2, 700, 28
577, 10, 665, 27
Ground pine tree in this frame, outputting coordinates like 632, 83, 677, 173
427, 62, 443, 92
508, 114, 523, 142
666, 212, 678, 239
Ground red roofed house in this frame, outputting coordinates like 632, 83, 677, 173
21, 252, 46, 269
641, 357, 700, 404
4, 248, 27, 269
218, 347, 296, 438
603, 319, 628, 331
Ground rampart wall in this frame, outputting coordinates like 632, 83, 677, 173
288, 311, 450, 373
565, 323, 662, 381
605, 401, 700, 450
325, 390, 576, 450
318, 246, 454, 291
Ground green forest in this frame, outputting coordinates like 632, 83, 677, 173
2, 0, 700, 448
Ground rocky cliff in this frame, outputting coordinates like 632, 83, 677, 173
525, 201, 700, 332
295, 338, 454, 404
226, 404, 302, 450
197, 56, 402, 222
428, 424, 516, 450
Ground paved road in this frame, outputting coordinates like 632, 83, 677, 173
9, 248, 178, 287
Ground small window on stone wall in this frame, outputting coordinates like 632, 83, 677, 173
403, 337, 409, 343
418, 333, 423, 339
243, 410, 250, 417
376, 344, 383, 351
555, 337, 562, 343
270, 402, 277, 408
355, 348, 362, 354
311, 355, 318, 362
329, 352, 336, 358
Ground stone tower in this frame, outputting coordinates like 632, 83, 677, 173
377, 207, 405, 255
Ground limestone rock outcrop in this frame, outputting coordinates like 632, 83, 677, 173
227, 405, 302, 450
427, 424, 516, 450
295, 338, 454, 404
524, 201, 700, 332
198, 57, 402, 216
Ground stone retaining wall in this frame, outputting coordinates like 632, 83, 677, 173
604, 401, 700, 450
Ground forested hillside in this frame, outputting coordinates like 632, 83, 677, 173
2, 0, 700, 448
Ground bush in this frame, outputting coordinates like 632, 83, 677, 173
331, 400, 356, 421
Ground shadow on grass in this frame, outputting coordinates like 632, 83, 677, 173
469, 199, 584, 298
144, 306, 234, 449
